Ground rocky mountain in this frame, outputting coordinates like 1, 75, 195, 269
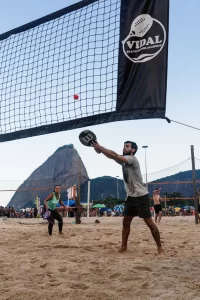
148, 170, 200, 199
81, 176, 126, 202
7, 144, 89, 208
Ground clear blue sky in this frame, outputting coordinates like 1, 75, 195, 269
0, 0, 199, 207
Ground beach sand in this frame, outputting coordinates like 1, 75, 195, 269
0, 216, 200, 300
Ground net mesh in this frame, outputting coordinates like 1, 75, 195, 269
143, 158, 200, 199
0, 0, 120, 136
143, 158, 192, 183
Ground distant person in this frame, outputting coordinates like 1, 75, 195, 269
44, 185, 68, 236
34, 207, 38, 218
198, 189, 200, 223
153, 188, 164, 223
187, 205, 191, 215
92, 140, 163, 255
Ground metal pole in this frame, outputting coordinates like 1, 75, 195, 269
38, 197, 40, 217
142, 146, 148, 190
67, 189, 69, 218
116, 176, 119, 199
75, 157, 81, 224
87, 180, 90, 218
145, 148, 148, 188
191, 145, 198, 224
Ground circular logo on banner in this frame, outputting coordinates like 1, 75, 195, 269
122, 14, 166, 63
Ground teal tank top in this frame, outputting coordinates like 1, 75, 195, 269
48, 192, 60, 210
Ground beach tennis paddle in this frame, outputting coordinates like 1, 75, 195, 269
43, 210, 51, 220
79, 130, 101, 153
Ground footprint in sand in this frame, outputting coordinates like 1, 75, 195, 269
123, 276, 143, 281
90, 261, 99, 265
135, 266, 152, 272
109, 273, 121, 279
58, 267, 67, 273
40, 262, 48, 268
83, 246, 97, 252
53, 244, 79, 249
141, 282, 150, 288
69, 283, 89, 290
50, 282, 62, 287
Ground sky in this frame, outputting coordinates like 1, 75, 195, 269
0, 0, 199, 207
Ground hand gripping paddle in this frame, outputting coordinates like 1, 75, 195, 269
79, 130, 101, 153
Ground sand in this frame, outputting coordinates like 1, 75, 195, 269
0, 216, 200, 300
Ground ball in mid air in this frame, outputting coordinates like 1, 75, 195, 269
74, 94, 79, 100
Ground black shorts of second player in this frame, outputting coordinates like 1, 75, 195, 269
154, 204, 162, 214
124, 194, 151, 219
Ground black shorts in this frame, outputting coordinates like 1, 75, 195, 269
154, 204, 162, 214
198, 205, 200, 213
124, 194, 151, 219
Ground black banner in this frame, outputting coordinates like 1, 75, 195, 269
117, 0, 169, 118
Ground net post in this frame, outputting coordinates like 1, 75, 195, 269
87, 180, 90, 218
190, 145, 199, 224
75, 157, 81, 224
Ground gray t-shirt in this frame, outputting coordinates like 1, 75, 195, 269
122, 156, 148, 198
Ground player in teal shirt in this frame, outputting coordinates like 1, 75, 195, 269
44, 185, 68, 236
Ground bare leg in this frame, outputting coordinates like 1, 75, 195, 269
119, 216, 134, 252
158, 211, 162, 223
143, 218, 164, 254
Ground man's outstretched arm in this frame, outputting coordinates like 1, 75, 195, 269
92, 142, 128, 164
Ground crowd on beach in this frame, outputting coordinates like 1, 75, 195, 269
0, 204, 195, 219
0, 206, 38, 218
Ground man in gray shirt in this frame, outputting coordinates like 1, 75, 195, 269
92, 140, 163, 255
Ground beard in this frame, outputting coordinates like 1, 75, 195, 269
123, 151, 132, 156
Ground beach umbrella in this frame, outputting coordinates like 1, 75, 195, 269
56, 200, 75, 207
183, 205, 194, 210
100, 207, 112, 212
175, 207, 181, 211
92, 204, 105, 209
114, 205, 124, 213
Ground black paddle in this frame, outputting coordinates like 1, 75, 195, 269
79, 130, 101, 153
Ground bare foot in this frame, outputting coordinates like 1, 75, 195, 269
59, 232, 64, 235
157, 247, 164, 255
118, 246, 127, 253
